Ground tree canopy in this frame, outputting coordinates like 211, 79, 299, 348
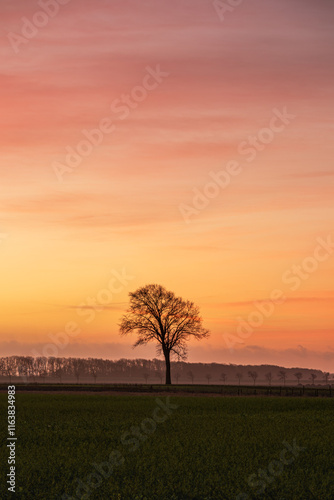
119, 284, 209, 384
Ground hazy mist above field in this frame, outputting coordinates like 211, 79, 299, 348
1, 0, 333, 371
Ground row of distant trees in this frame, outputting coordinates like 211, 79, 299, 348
0, 357, 164, 384
233, 369, 330, 387
0, 356, 331, 385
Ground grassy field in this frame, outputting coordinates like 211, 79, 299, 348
1, 393, 334, 499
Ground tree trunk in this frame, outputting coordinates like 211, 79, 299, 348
164, 349, 171, 385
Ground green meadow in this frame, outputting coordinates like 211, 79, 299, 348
1, 393, 333, 499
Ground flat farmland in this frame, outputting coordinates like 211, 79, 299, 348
0, 393, 333, 499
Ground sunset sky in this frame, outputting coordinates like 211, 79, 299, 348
1, 0, 333, 371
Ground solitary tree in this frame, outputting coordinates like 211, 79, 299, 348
278, 370, 287, 387
236, 372, 243, 386
310, 373, 317, 386
72, 358, 84, 384
323, 372, 330, 384
220, 372, 227, 385
294, 372, 302, 385
206, 373, 212, 384
119, 284, 209, 384
248, 370, 258, 386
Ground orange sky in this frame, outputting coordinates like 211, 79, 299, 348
1, 0, 334, 371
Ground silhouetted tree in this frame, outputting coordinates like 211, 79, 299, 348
20, 357, 34, 381
72, 358, 83, 384
294, 372, 302, 385
236, 372, 242, 386
278, 370, 287, 387
119, 284, 209, 384
323, 372, 330, 384
220, 373, 227, 385
48, 357, 56, 378
248, 370, 258, 386
310, 373, 317, 386
90, 357, 104, 383
206, 373, 212, 384
5, 358, 16, 384
17, 359, 28, 382
36, 357, 48, 383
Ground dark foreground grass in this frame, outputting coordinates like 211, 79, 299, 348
1, 394, 333, 499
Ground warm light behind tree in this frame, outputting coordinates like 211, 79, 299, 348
119, 284, 210, 384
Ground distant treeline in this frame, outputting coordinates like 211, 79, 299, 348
0, 356, 332, 385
